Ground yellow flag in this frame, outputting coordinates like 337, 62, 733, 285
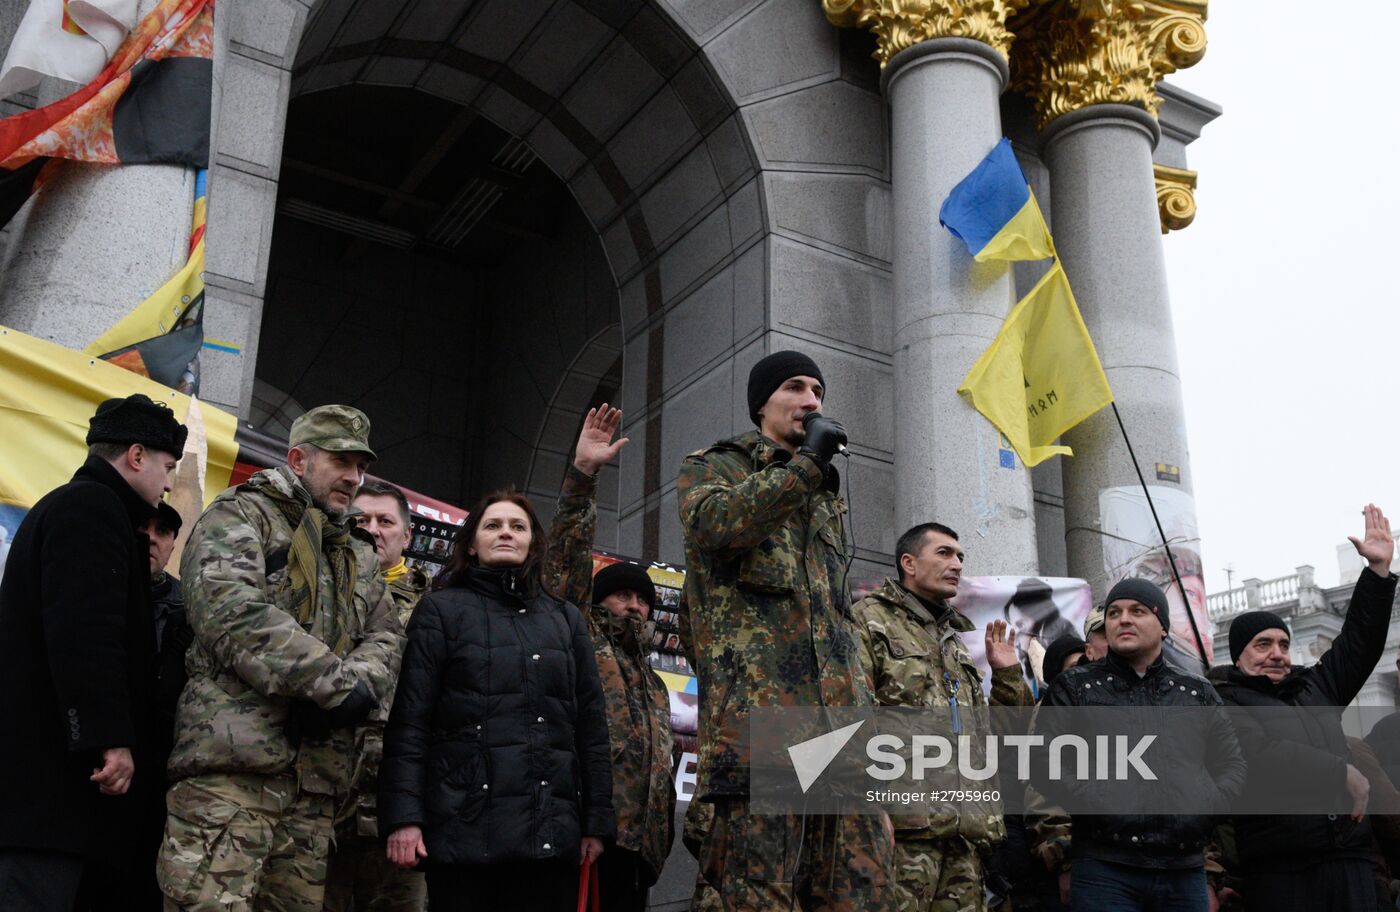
0, 324, 237, 510
956, 260, 1113, 467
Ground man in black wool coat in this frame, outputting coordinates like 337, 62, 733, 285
0, 394, 186, 912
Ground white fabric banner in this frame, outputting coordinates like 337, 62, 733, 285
0, 0, 140, 100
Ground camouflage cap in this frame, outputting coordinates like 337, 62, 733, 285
289, 405, 376, 460
1083, 604, 1106, 637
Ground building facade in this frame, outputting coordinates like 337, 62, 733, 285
0, 0, 1219, 594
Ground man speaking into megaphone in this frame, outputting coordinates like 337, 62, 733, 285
676, 350, 894, 911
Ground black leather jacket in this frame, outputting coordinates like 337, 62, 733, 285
1035, 650, 1247, 869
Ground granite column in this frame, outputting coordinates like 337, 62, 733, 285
883, 38, 1039, 572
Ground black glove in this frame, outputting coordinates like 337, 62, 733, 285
798, 412, 847, 467
286, 680, 375, 743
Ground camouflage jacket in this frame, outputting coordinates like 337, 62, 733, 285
342, 562, 430, 835
676, 431, 870, 799
170, 466, 403, 796
853, 578, 1032, 842
545, 464, 675, 880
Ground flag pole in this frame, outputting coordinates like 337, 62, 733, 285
1108, 402, 1210, 667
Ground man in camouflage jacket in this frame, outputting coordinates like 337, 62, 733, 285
677, 350, 893, 911
325, 479, 430, 912
853, 522, 1032, 912
545, 404, 675, 912
157, 406, 402, 912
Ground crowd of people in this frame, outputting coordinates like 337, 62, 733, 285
0, 351, 1398, 912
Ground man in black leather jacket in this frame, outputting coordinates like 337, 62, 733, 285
1208, 504, 1397, 911
1035, 578, 1246, 912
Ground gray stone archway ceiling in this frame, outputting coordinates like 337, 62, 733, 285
282, 0, 765, 557
222, 0, 896, 567
290, 0, 757, 296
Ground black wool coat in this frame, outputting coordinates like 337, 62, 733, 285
379, 564, 616, 867
1209, 566, 1398, 873
0, 455, 158, 860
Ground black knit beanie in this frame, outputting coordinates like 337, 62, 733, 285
593, 561, 657, 608
1104, 578, 1170, 632
747, 351, 824, 426
1228, 610, 1289, 664
87, 394, 188, 456
1042, 634, 1087, 685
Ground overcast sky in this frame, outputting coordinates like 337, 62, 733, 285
1163, 6, 1396, 594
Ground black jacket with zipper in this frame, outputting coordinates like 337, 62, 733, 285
379, 564, 616, 866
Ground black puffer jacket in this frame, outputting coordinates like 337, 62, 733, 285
1036, 650, 1247, 869
1209, 566, 1397, 873
379, 565, 615, 867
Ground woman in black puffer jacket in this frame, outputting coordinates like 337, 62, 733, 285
380, 490, 615, 910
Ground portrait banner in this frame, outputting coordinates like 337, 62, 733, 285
952, 575, 1093, 694
1099, 485, 1212, 669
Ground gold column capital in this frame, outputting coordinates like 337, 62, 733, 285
1154, 164, 1197, 232
1010, 0, 1207, 131
823, 0, 1033, 67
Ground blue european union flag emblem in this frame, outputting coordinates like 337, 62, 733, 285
998, 449, 1016, 469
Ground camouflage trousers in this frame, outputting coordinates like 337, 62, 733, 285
892, 835, 984, 912
323, 831, 425, 912
157, 773, 335, 912
699, 799, 895, 911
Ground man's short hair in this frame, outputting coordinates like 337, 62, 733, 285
88, 441, 132, 462
354, 479, 411, 527
895, 522, 959, 582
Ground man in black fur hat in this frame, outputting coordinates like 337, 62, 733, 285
0, 394, 187, 911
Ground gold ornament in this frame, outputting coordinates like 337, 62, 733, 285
1154, 164, 1197, 232
823, 0, 1033, 66
1009, 0, 1207, 130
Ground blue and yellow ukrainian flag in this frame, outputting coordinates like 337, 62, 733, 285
941, 138, 1113, 467
939, 137, 1054, 263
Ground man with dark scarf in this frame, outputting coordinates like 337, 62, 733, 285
545, 404, 675, 912
157, 405, 402, 912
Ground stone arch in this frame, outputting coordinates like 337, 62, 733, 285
210, 0, 896, 567
523, 325, 623, 531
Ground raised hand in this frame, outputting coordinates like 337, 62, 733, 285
1348, 504, 1395, 576
574, 404, 629, 476
985, 619, 1020, 671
